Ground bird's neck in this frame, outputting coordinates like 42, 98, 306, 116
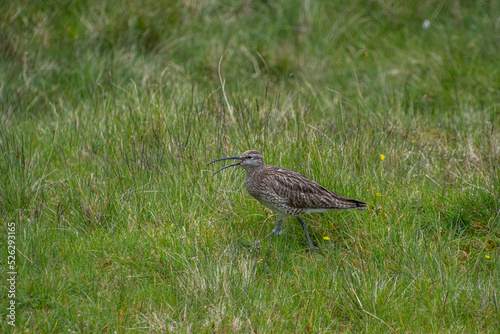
244, 165, 266, 180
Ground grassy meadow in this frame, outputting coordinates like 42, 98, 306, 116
1, 0, 500, 332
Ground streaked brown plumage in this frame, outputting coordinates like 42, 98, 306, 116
208, 150, 366, 254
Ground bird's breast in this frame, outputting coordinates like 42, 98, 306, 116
244, 181, 264, 201
244, 179, 305, 216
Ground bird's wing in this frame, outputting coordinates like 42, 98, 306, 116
265, 166, 364, 210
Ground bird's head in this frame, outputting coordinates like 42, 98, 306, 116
208, 150, 265, 176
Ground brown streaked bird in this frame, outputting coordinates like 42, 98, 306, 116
208, 150, 366, 254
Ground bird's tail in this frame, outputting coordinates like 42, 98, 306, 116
352, 199, 367, 210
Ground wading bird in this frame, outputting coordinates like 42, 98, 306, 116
208, 150, 366, 254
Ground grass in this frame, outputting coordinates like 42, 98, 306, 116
1, 0, 500, 332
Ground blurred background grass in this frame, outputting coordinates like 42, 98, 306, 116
1, 0, 499, 332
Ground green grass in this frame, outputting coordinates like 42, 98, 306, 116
1, 0, 500, 332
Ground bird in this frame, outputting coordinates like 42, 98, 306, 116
208, 150, 366, 254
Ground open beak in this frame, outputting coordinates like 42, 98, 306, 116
207, 156, 242, 177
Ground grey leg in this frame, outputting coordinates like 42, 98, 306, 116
239, 219, 283, 247
296, 217, 316, 255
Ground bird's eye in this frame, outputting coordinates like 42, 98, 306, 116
247, 155, 253, 159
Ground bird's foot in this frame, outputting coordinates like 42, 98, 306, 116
276, 228, 286, 235
237, 238, 262, 248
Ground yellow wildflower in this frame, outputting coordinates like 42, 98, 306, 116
323, 236, 330, 240
380, 154, 385, 160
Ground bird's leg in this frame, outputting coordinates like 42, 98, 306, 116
238, 219, 283, 247
296, 217, 316, 255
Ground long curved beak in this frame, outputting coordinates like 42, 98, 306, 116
207, 156, 242, 177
